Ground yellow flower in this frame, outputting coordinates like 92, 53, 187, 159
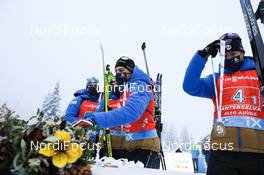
54, 130, 71, 142
39, 130, 83, 168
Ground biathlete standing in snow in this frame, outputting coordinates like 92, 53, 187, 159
64, 77, 101, 123
67, 56, 161, 169
183, 33, 264, 175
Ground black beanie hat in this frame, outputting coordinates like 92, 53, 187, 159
219, 33, 245, 53
115, 56, 135, 73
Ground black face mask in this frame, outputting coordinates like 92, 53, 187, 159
224, 56, 243, 72
88, 86, 98, 96
115, 73, 128, 85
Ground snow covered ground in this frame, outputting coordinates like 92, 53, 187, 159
91, 153, 206, 175
92, 167, 205, 175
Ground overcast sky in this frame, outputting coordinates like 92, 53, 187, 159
0, 0, 262, 141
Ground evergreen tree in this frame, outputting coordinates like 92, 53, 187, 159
180, 126, 191, 152
162, 122, 179, 151
41, 81, 61, 120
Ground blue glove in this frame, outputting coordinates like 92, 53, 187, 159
84, 112, 95, 120
84, 112, 97, 125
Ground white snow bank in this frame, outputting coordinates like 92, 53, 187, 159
92, 167, 205, 175
92, 156, 205, 175
94, 156, 144, 168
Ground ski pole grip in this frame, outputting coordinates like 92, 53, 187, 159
106, 64, 110, 71
141, 42, 146, 50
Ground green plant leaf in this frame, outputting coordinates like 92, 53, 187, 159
20, 139, 27, 160
12, 153, 23, 171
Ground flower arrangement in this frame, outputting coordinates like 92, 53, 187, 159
0, 104, 96, 175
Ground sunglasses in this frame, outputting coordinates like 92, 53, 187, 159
219, 33, 240, 40
119, 56, 131, 61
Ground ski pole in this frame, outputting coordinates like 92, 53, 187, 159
100, 44, 113, 157
218, 40, 225, 124
211, 40, 226, 137
211, 56, 219, 119
141, 42, 150, 77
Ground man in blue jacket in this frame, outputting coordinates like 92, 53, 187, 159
66, 56, 161, 168
64, 77, 101, 123
183, 33, 264, 175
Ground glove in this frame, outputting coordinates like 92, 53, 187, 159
84, 112, 95, 120
198, 40, 220, 58
71, 112, 96, 127
84, 112, 96, 126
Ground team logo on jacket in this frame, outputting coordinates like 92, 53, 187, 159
84, 104, 97, 108
141, 118, 148, 128
109, 103, 121, 109
231, 77, 238, 82
226, 44, 232, 51
225, 76, 259, 82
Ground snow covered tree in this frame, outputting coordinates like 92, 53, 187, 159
41, 81, 61, 121
161, 122, 179, 152
180, 126, 191, 152
167, 123, 179, 144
